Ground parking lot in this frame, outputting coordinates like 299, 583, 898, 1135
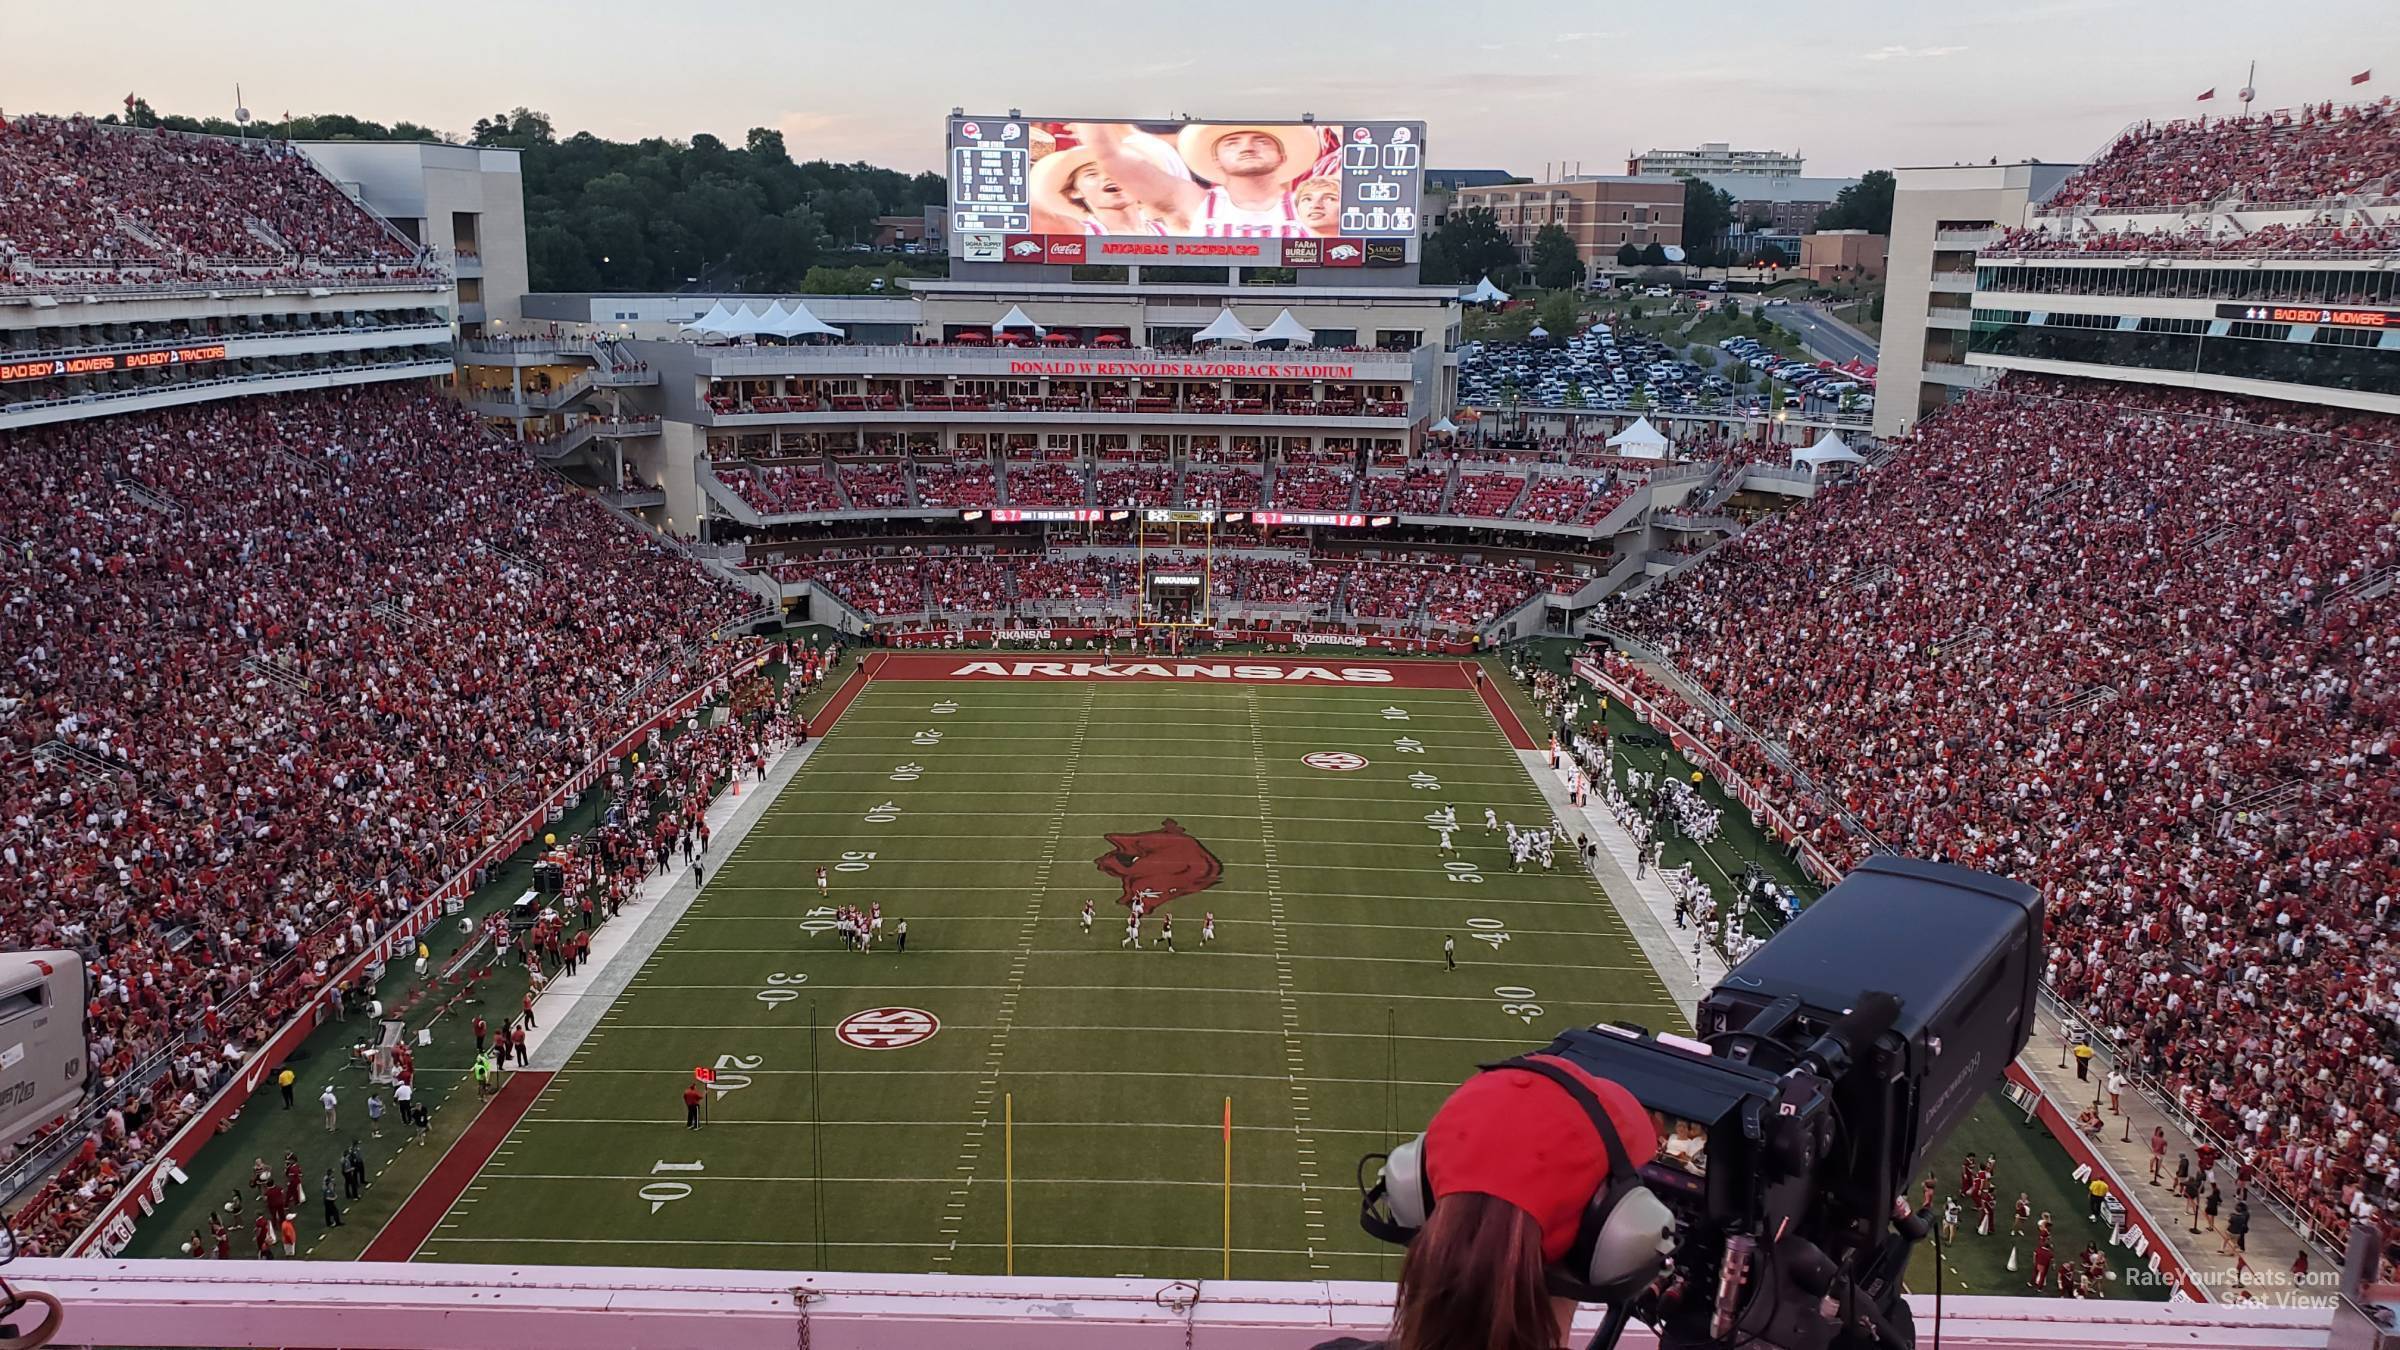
1458, 322, 1746, 416
1459, 309, 1872, 418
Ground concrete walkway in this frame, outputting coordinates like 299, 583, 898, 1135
520, 733, 823, 1070
1516, 748, 1725, 1023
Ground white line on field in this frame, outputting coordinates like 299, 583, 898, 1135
934, 682, 1096, 1270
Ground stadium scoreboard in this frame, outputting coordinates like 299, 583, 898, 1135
948, 114, 1427, 267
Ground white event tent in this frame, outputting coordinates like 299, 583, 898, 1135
1607, 416, 1671, 460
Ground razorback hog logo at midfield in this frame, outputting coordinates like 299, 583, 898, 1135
1095, 820, 1223, 911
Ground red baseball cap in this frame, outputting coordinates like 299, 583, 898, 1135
1423, 1055, 1658, 1265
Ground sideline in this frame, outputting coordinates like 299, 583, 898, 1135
356, 657, 876, 1259
358, 1069, 550, 1261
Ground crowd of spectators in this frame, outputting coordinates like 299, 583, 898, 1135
728, 463, 842, 516
1095, 466, 1174, 507
1517, 472, 1636, 526
1990, 217, 2400, 258
775, 544, 1556, 633
912, 462, 997, 509
1451, 472, 1529, 519
1364, 467, 1449, 514
1, 116, 426, 283
0, 384, 750, 1254
2045, 99, 2400, 211
1002, 463, 1087, 508
1184, 467, 1264, 510
1272, 465, 1358, 511
1607, 373, 2397, 1246
835, 460, 909, 510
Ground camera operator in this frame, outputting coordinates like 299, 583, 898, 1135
1320, 1055, 1658, 1350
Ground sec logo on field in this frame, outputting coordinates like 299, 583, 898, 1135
835, 1006, 941, 1050
1302, 751, 1370, 772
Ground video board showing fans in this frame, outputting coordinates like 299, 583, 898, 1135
947, 116, 1426, 268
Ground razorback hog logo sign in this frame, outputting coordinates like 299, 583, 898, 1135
1095, 820, 1222, 911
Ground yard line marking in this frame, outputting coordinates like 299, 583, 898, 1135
454, 1172, 1312, 1190
1247, 687, 1332, 1276
934, 682, 1097, 1270
510, 1116, 1444, 1134
525, 1066, 1480, 1086
422, 1235, 1346, 1256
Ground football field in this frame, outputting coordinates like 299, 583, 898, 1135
404, 654, 1685, 1279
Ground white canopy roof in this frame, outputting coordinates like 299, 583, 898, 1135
1607, 416, 1671, 458
764, 300, 845, 339
1256, 309, 1315, 346
680, 301, 739, 335
1461, 275, 1510, 304
726, 303, 775, 338
1527, 325, 1550, 339
1792, 431, 1866, 471
992, 304, 1043, 333
1192, 308, 1258, 344
1429, 416, 1459, 434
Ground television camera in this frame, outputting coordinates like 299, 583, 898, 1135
1362, 856, 2043, 1350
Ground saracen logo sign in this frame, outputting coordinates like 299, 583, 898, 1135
1096, 820, 1223, 911
950, 661, 1394, 683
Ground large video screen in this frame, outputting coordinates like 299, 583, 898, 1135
948, 116, 1426, 268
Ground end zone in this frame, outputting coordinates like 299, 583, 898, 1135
867, 653, 1474, 687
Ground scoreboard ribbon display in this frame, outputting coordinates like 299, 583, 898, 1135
2215, 302, 2396, 329
0, 344, 229, 383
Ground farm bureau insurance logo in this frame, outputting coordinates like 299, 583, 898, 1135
949, 660, 1394, 683
1095, 820, 1223, 911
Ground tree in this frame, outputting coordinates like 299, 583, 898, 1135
1681, 178, 1737, 266
1815, 169, 1896, 234
1640, 242, 1669, 266
1730, 363, 1754, 385
1564, 381, 1586, 409
739, 207, 828, 290
470, 107, 556, 149
1425, 208, 1518, 287
1536, 289, 1579, 337
1529, 224, 1586, 290
78, 98, 955, 292
811, 186, 882, 245
1615, 243, 1642, 267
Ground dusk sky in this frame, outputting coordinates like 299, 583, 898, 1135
9, 1, 2391, 176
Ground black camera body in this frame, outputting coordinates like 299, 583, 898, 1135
1471, 857, 2041, 1350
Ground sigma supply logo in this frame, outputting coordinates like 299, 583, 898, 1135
949, 661, 1395, 683
1325, 241, 1365, 267
962, 233, 1003, 262
1045, 236, 1087, 264
1095, 820, 1223, 911
1364, 239, 1407, 267
1005, 235, 1045, 260
1283, 237, 1322, 266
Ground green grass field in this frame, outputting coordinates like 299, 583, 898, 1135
416, 670, 1685, 1279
